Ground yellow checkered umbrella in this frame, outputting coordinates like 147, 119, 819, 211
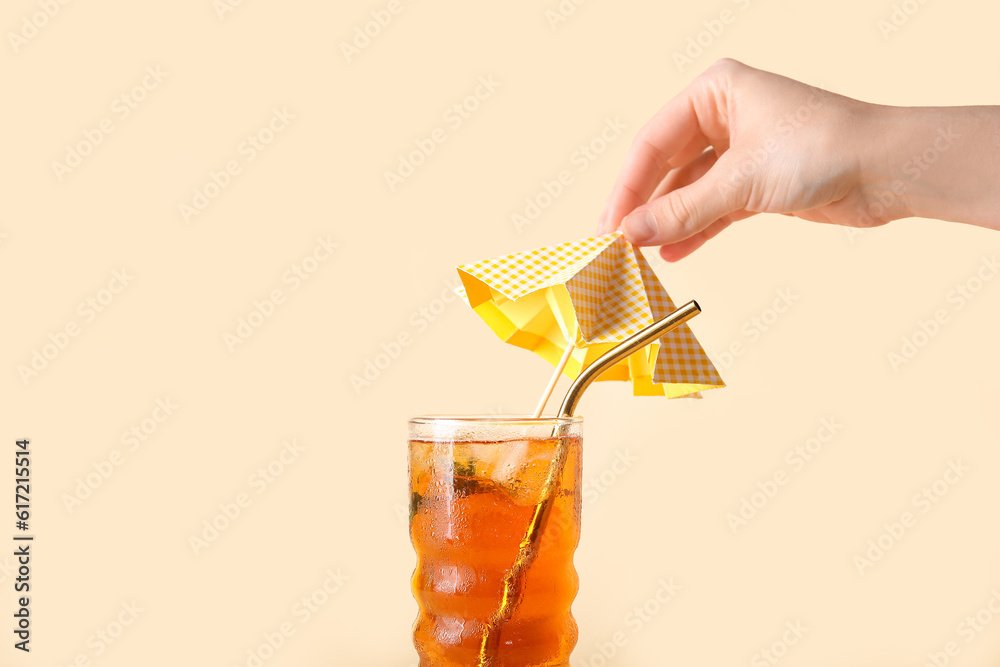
456, 230, 724, 398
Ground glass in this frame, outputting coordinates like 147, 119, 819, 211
408, 416, 583, 667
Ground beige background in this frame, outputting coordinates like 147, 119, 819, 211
3, 0, 999, 665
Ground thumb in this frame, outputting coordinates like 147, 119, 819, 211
621, 159, 744, 247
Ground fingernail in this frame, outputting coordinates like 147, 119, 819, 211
623, 210, 657, 243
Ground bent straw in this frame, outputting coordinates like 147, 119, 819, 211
532, 343, 575, 418
477, 300, 703, 665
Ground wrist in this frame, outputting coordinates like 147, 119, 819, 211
856, 105, 1000, 229
853, 104, 921, 226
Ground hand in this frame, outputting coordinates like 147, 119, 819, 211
598, 58, 1000, 260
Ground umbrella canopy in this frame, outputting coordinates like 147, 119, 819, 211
456, 231, 724, 398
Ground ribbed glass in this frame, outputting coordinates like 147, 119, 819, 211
408, 416, 583, 667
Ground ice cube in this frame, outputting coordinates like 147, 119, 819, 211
479, 439, 558, 505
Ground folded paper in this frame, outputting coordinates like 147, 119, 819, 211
456, 231, 724, 397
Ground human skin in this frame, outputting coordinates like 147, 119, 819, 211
598, 58, 1000, 261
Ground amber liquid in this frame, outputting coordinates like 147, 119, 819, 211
409, 437, 582, 667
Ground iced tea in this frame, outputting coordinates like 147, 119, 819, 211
408, 417, 582, 667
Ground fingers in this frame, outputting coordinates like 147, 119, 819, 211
643, 150, 749, 260
659, 217, 733, 261
647, 148, 717, 202
621, 152, 745, 247
598, 61, 737, 234
599, 134, 712, 233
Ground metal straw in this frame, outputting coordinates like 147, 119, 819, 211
477, 300, 703, 665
